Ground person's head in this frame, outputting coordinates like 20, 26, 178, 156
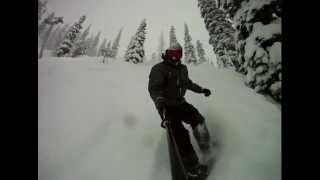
163, 42, 183, 61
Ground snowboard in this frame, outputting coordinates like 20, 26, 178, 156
165, 122, 210, 180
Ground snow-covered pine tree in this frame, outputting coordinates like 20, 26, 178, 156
71, 38, 89, 57
77, 33, 93, 57
124, 19, 147, 64
184, 23, 197, 64
86, 33, 94, 49
79, 24, 91, 41
70, 24, 92, 57
169, 26, 178, 47
197, 0, 238, 69
98, 38, 107, 57
218, 0, 281, 102
38, 12, 54, 38
101, 41, 112, 63
56, 15, 86, 57
157, 31, 165, 61
93, 32, 102, 56
38, 0, 48, 23
87, 31, 101, 57
196, 40, 207, 64
52, 24, 70, 53
110, 28, 123, 58
38, 14, 64, 59
46, 25, 61, 50
105, 41, 112, 57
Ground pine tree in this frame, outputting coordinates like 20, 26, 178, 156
70, 43, 87, 57
157, 31, 165, 60
100, 41, 112, 58
169, 26, 178, 47
105, 41, 112, 57
197, 0, 238, 69
110, 28, 123, 58
52, 24, 70, 52
124, 19, 147, 64
71, 37, 90, 58
70, 25, 92, 57
79, 24, 91, 41
86, 33, 94, 48
46, 25, 61, 50
56, 15, 86, 57
184, 23, 197, 64
196, 40, 207, 64
38, 0, 48, 23
38, 19, 47, 37
82, 33, 94, 55
101, 41, 112, 63
218, 0, 282, 102
38, 14, 64, 59
98, 38, 107, 57
87, 31, 101, 56
38, 12, 54, 38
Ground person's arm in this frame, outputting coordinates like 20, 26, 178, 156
148, 66, 166, 106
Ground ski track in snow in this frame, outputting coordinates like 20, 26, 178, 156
38, 56, 281, 180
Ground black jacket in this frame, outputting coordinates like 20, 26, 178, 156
148, 58, 203, 108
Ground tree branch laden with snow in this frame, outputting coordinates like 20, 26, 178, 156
196, 40, 207, 64
218, 0, 282, 102
184, 23, 198, 64
198, 0, 239, 69
110, 28, 123, 58
56, 15, 86, 57
124, 19, 147, 64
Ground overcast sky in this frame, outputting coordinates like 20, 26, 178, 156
46, 0, 215, 61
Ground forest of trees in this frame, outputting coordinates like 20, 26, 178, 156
196, 0, 281, 102
38, 0, 207, 65
217, 0, 281, 101
38, 0, 281, 102
38, 0, 123, 60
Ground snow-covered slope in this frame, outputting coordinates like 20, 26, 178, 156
38, 56, 281, 180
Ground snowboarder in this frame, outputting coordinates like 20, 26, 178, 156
148, 42, 212, 178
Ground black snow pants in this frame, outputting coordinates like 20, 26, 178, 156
160, 102, 205, 170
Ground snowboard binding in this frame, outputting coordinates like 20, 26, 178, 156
187, 164, 209, 180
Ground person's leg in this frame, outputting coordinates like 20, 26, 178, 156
171, 121, 199, 169
162, 107, 186, 179
166, 106, 200, 174
179, 102, 211, 154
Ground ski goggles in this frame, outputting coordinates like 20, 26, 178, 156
165, 49, 182, 60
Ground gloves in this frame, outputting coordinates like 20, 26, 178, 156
156, 97, 169, 129
161, 119, 169, 128
202, 88, 211, 97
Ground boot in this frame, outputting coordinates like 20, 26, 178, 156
193, 122, 211, 154
187, 163, 208, 179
